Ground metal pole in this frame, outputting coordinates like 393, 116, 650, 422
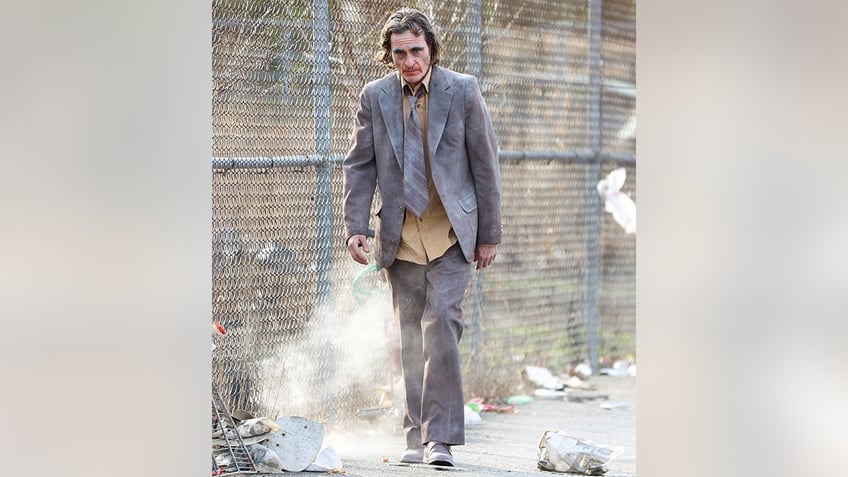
466, 0, 485, 366
467, 0, 483, 79
313, 0, 332, 306
585, 0, 603, 373
312, 0, 335, 420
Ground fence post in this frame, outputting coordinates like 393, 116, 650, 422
465, 0, 485, 368
467, 0, 483, 78
313, 0, 332, 305
312, 0, 335, 419
585, 0, 603, 373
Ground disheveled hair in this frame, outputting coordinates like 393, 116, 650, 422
378, 7, 441, 67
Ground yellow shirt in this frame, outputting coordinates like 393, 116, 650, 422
396, 68, 458, 265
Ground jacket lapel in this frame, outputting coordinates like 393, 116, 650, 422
426, 66, 456, 161
377, 76, 404, 169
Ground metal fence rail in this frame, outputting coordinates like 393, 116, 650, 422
211, 0, 636, 421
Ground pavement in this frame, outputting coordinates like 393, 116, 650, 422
263, 374, 636, 476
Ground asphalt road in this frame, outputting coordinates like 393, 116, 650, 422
266, 374, 636, 477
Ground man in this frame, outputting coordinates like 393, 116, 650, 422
343, 7, 501, 467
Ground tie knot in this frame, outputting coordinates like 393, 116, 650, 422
406, 86, 424, 114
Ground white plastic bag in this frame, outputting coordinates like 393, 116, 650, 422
464, 404, 482, 426
597, 168, 636, 234
524, 365, 565, 390
247, 443, 283, 473
304, 445, 344, 472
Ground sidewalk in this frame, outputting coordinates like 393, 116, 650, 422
288, 375, 636, 477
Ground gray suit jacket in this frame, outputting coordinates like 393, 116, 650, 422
343, 65, 502, 268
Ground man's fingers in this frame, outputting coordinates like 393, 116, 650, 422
474, 245, 498, 269
347, 235, 370, 264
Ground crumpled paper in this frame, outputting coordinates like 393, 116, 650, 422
537, 431, 623, 475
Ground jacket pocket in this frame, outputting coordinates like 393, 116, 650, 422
458, 192, 478, 213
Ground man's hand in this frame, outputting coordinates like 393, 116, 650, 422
347, 234, 370, 265
474, 244, 498, 270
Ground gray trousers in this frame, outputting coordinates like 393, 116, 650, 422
386, 243, 471, 448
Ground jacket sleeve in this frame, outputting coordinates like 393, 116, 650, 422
343, 86, 378, 240
464, 77, 502, 245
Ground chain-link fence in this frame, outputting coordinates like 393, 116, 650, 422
211, 0, 635, 422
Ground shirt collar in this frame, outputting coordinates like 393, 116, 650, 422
400, 66, 432, 96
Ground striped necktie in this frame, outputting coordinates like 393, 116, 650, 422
403, 86, 429, 217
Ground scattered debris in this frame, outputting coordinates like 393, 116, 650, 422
538, 431, 623, 475
598, 360, 635, 377
247, 443, 283, 473
506, 395, 533, 406
569, 363, 593, 380
464, 405, 482, 426
524, 365, 565, 390
355, 406, 396, 421
534, 388, 568, 399
466, 397, 515, 413
304, 445, 344, 472
230, 409, 254, 422
213, 428, 276, 447
237, 417, 281, 438
211, 321, 226, 351
600, 401, 633, 411
356, 385, 400, 421
564, 376, 598, 391
565, 394, 609, 403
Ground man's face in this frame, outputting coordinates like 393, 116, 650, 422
390, 31, 431, 89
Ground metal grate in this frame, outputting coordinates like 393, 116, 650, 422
212, 383, 257, 475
